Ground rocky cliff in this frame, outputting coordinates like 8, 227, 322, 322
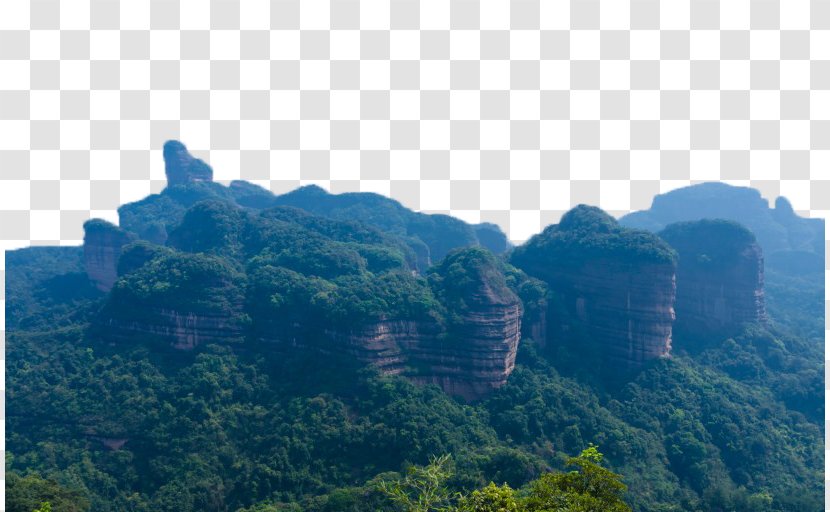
511, 205, 677, 372
247, 247, 524, 401
415, 251, 523, 399
549, 259, 675, 369
104, 308, 245, 349
102, 200, 523, 400
83, 220, 136, 292
259, 300, 522, 402
163, 140, 213, 185
659, 219, 766, 336
409, 302, 522, 401
98, 250, 247, 349
620, 182, 824, 276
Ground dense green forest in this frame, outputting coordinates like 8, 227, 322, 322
5, 179, 823, 512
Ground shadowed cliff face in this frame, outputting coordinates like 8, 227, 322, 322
660, 219, 766, 339
83, 220, 136, 292
554, 259, 675, 369
104, 308, 246, 349
418, 249, 524, 400
511, 205, 677, 373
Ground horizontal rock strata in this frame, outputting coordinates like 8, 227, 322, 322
660, 220, 766, 335
83, 221, 136, 292
103, 308, 245, 349
550, 259, 675, 369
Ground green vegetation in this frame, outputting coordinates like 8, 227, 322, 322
5, 190, 822, 512
659, 219, 757, 268
372, 446, 630, 512
619, 182, 825, 277
427, 247, 519, 326
118, 179, 508, 266
5, 471, 90, 512
511, 206, 677, 280
105, 250, 245, 318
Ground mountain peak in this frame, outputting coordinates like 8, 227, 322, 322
163, 140, 213, 186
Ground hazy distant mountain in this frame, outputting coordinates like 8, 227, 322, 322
620, 182, 824, 276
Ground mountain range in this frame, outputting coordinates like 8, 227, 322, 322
5, 141, 824, 512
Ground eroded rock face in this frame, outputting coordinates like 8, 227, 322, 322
410, 300, 522, 401
98, 250, 247, 350
415, 247, 523, 399
284, 300, 522, 401
163, 140, 213, 186
253, 248, 525, 401
549, 259, 676, 369
105, 308, 245, 349
660, 219, 766, 335
511, 205, 677, 372
83, 220, 136, 292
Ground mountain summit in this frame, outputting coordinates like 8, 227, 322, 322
163, 140, 213, 186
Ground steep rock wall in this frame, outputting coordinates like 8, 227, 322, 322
660, 219, 766, 335
251, 248, 525, 401
511, 205, 678, 372
83, 220, 136, 292
410, 300, 522, 401
104, 308, 245, 349
260, 299, 522, 401
163, 140, 213, 185
548, 260, 675, 369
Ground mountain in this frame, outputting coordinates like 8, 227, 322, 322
620, 182, 824, 342
659, 220, 766, 341
119, 141, 509, 269
619, 182, 824, 276
510, 206, 676, 374
101, 196, 536, 400
4, 142, 823, 512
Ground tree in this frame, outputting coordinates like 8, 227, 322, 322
5, 472, 90, 512
377, 454, 455, 512
524, 445, 631, 512
453, 483, 520, 512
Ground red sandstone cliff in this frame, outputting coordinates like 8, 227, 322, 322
660, 219, 766, 336
548, 259, 675, 370
511, 205, 678, 372
83, 220, 136, 292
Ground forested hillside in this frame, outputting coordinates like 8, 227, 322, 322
5, 143, 823, 512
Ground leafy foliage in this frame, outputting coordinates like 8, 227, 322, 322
377, 454, 455, 512
5, 188, 823, 512
105, 250, 245, 317
5, 472, 90, 512
619, 182, 824, 276
659, 219, 757, 269
511, 205, 677, 282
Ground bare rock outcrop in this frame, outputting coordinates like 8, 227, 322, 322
163, 140, 213, 186
249, 247, 524, 401
83, 220, 136, 292
104, 308, 245, 350
511, 205, 677, 372
660, 219, 766, 336
414, 247, 523, 399
276, 293, 522, 401
550, 259, 676, 369
410, 301, 522, 401
98, 251, 246, 350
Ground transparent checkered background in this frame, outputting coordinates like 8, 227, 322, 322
1, 0, 829, 508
